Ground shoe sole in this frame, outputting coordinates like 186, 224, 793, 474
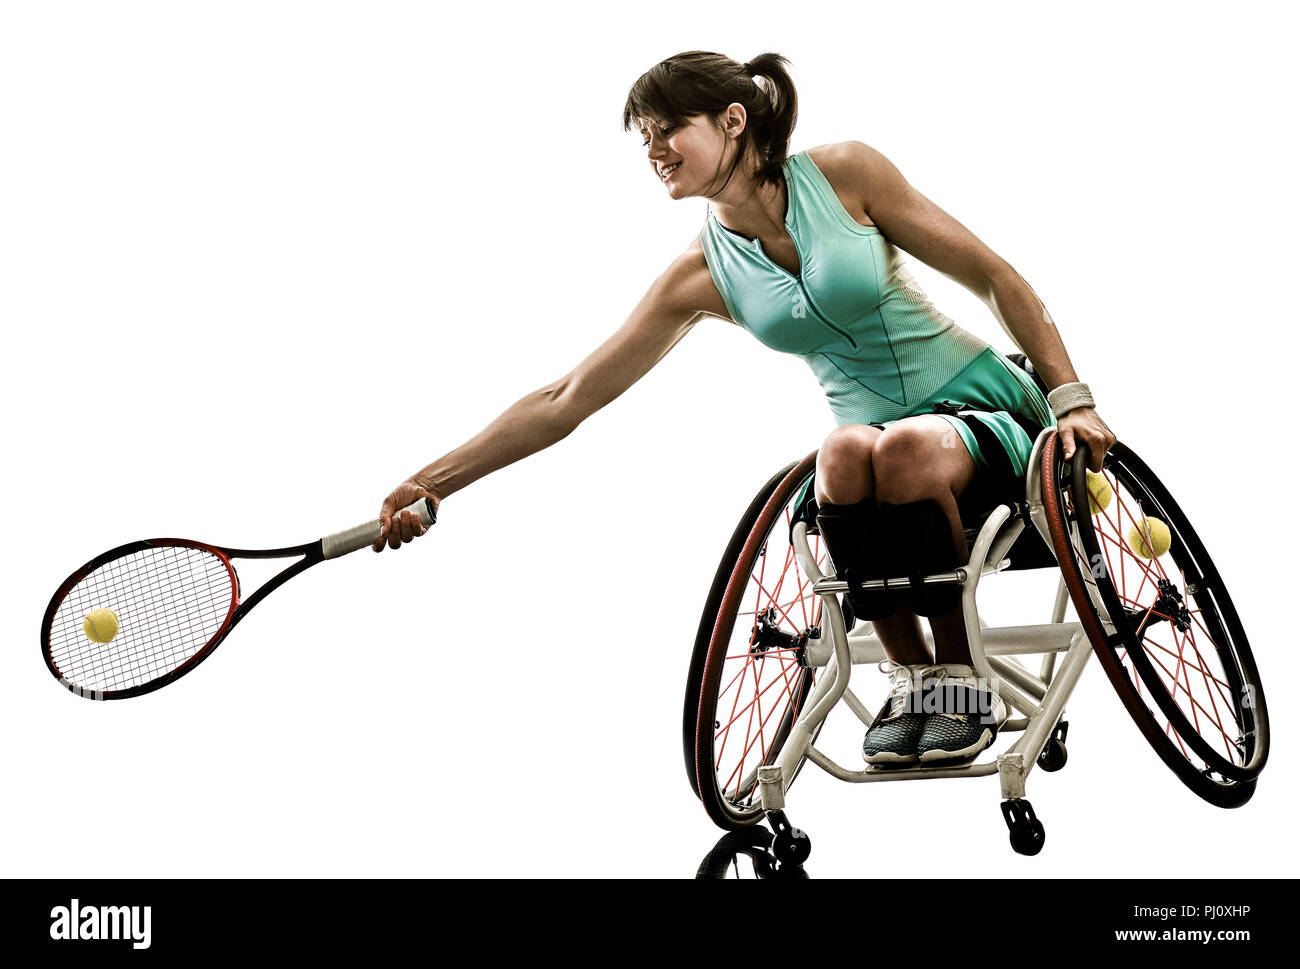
917, 728, 993, 763
863, 750, 919, 765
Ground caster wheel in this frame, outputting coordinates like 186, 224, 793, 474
1036, 720, 1069, 772
1009, 819, 1046, 856
1001, 799, 1046, 856
766, 810, 812, 867
1037, 739, 1068, 772
773, 828, 811, 867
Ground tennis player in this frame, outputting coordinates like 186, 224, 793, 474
373, 51, 1116, 765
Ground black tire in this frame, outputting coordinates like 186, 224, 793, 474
690, 452, 824, 830
1002, 799, 1046, 856
1041, 432, 1266, 807
694, 828, 777, 879
772, 828, 812, 867
1010, 820, 1046, 856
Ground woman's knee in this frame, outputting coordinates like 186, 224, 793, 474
872, 419, 972, 505
815, 424, 882, 505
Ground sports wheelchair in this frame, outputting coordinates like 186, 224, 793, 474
682, 360, 1269, 860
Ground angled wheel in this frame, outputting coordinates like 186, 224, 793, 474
687, 452, 825, 830
1041, 432, 1267, 807
683, 461, 797, 797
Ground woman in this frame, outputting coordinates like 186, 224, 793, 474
372, 51, 1116, 767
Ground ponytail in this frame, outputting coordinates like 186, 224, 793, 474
740, 52, 799, 188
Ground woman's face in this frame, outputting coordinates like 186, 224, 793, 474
639, 111, 740, 200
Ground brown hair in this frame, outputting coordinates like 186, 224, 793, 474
621, 51, 799, 194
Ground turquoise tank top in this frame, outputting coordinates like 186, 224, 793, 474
698, 149, 1052, 444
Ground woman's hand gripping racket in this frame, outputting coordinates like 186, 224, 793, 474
41, 499, 436, 700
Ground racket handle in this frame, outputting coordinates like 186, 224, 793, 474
322, 498, 437, 560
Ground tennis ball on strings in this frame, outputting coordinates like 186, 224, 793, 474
1126, 517, 1171, 559
83, 608, 119, 644
1084, 471, 1112, 514
1063, 463, 1113, 514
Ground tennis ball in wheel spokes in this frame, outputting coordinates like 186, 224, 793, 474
1063, 463, 1113, 515
1084, 470, 1112, 514
83, 607, 119, 643
1126, 516, 1171, 559
1060, 460, 1112, 515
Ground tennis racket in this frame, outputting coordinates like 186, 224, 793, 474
40, 498, 436, 700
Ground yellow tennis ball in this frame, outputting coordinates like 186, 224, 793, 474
1126, 517, 1171, 559
1084, 471, 1112, 514
83, 608, 119, 644
1063, 463, 1113, 515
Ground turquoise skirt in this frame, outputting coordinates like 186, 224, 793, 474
801, 347, 1056, 521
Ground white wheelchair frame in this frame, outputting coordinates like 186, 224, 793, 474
757, 425, 1095, 819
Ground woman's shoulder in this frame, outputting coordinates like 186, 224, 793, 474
801, 140, 887, 186
803, 140, 881, 170
799, 142, 880, 229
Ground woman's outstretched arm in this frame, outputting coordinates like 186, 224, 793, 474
372, 247, 720, 550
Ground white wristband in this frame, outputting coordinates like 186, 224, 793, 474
1047, 381, 1094, 419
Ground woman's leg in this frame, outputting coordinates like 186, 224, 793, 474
868, 416, 978, 666
814, 424, 932, 667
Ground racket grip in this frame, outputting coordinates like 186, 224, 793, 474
322, 498, 437, 559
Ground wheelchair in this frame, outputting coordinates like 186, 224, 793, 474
682, 359, 1270, 860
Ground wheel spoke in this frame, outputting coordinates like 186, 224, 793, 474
1050, 442, 1263, 794
702, 469, 824, 817
716, 654, 801, 737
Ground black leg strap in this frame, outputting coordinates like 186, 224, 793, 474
814, 499, 899, 621
876, 500, 963, 617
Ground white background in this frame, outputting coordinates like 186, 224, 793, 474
3, 1, 1296, 878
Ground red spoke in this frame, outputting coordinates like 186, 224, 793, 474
1096, 529, 1163, 600
1185, 594, 1221, 649
719, 664, 800, 796
1169, 617, 1235, 700
748, 576, 802, 631
716, 658, 751, 700
739, 590, 814, 617
739, 659, 763, 791
1175, 623, 1236, 759
1136, 633, 1231, 692
715, 655, 800, 737
1141, 647, 1237, 751
718, 660, 762, 795
715, 643, 752, 773
789, 534, 828, 628
726, 673, 803, 797
767, 540, 803, 620
724, 646, 803, 661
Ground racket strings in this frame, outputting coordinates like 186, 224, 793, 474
47, 545, 236, 695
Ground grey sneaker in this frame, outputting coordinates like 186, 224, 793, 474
863, 663, 930, 765
916, 664, 1008, 763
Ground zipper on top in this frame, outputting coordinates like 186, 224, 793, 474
751, 229, 861, 352
795, 274, 858, 350
711, 206, 860, 351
